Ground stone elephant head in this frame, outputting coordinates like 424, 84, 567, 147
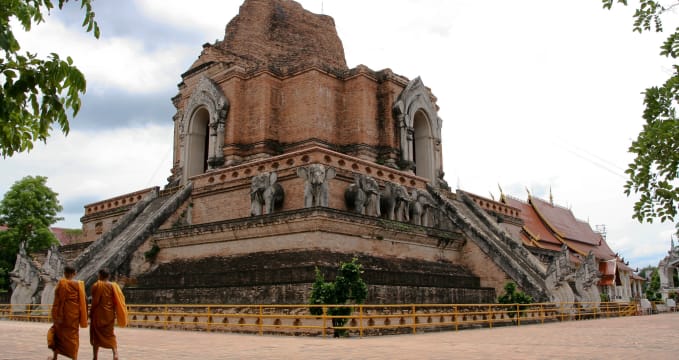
297, 164, 336, 207
251, 171, 285, 216
344, 174, 380, 217
409, 189, 437, 226
381, 182, 410, 222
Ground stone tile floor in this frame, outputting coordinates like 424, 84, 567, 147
1, 312, 677, 359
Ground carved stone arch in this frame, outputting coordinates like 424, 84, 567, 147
180, 76, 230, 184
393, 77, 442, 184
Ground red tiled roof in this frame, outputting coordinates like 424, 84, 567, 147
50, 227, 80, 246
0, 225, 80, 245
504, 197, 562, 248
631, 273, 646, 281
616, 260, 635, 272
503, 195, 617, 262
530, 196, 602, 246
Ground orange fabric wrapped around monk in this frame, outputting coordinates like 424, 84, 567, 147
90, 275, 127, 354
49, 273, 88, 359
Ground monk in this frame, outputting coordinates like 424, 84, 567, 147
89, 269, 127, 360
49, 265, 88, 359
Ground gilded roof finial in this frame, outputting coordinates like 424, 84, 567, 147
525, 186, 531, 200
498, 183, 505, 203
549, 186, 553, 205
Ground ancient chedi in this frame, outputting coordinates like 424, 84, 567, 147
12, 0, 607, 306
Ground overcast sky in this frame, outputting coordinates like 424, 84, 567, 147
1, 0, 676, 269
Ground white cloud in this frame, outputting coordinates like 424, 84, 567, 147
12, 19, 194, 94
0, 125, 173, 227
2, 0, 677, 268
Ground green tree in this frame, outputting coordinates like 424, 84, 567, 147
602, 1, 679, 232
497, 282, 533, 318
309, 258, 368, 337
0, 175, 63, 291
645, 268, 662, 300
1, 0, 99, 157
638, 265, 656, 293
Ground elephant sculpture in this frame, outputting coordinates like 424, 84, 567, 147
297, 164, 336, 207
381, 182, 410, 222
344, 174, 380, 217
250, 171, 284, 216
410, 189, 437, 226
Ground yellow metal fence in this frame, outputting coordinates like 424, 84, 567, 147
0, 301, 659, 337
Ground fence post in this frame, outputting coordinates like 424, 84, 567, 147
411, 305, 416, 335
322, 306, 327, 338
359, 305, 364, 338
540, 303, 544, 324
259, 305, 263, 336
453, 305, 459, 331
516, 303, 520, 326
164, 305, 168, 330
488, 305, 493, 329
207, 306, 211, 333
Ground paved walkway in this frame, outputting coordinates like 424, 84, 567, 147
2, 313, 678, 359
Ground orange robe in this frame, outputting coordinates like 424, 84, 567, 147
90, 281, 127, 349
50, 278, 88, 359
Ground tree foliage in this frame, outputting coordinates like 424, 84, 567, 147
602, 1, 679, 230
0, 0, 99, 157
309, 258, 368, 337
645, 268, 662, 300
0, 175, 62, 291
497, 282, 533, 318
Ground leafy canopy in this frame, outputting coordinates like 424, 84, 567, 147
602, 1, 679, 230
309, 258, 368, 337
497, 282, 533, 318
0, 0, 99, 157
645, 268, 662, 300
0, 175, 63, 291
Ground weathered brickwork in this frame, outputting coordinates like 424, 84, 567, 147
61, 0, 520, 306
460, 240, 512, 297
124, 250, 494, 304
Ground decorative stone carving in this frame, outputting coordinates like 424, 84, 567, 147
392, 77, 443, 184
344, 174, 380, 217
9, 242, 40, 308
573, 251, 601, 307
180, 76, 230, 182
381, 182, 410, 222
250, 172, 284, 216
658, 239, 679, 300
297, 164, 336, 208
39, 245, 66, 307
436, 169, 450, 192
544, 245, 576, 306
410, 189, 437, 226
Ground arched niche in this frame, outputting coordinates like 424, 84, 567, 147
179, 76, 229, 183
185, 108, 210, 178
393, 77, 443, 185
413, 109, 435, 181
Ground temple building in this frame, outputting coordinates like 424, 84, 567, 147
658, 240, 679, 300
468, 191, 644, 301
11, 0, 640, 307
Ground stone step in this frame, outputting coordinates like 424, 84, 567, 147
430, 188, 549, 302
74, 183, 193, 288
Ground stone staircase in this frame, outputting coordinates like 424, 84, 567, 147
429, 187, 550, 301
74, 182, 193, 288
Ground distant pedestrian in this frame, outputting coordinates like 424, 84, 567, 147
48, 265, 88, 359
89, 269, 127, 360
